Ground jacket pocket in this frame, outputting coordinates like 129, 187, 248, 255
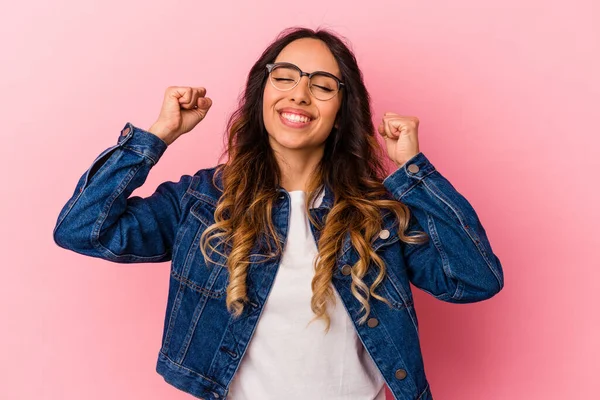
375, 235, 421, 334
368, 221, 413, 309
171, 200, 229, 298
380, 270, 414, 310
379, 270, 421, 335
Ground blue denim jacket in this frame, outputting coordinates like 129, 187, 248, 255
53, 122, 504, 400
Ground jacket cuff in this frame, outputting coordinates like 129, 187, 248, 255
117, 122, 168, 165
383, 152, 437, 199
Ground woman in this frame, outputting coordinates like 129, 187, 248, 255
53, 27, 504, 400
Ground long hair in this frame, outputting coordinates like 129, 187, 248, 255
200, 26, 428, 333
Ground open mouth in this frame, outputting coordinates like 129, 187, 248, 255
278, 112, 314, 128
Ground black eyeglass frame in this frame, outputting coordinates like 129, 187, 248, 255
265, 62, 345, 99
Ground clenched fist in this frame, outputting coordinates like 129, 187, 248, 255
377, 113, 420, 168
148, 86, 212, 146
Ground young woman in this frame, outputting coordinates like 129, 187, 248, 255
53, 27, 504, 400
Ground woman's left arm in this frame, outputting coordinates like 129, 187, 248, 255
378, 113, 504, 302
383, 151, 504, 302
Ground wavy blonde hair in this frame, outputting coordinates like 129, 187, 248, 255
199, 27, 428, 333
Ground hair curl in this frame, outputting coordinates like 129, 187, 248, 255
200, 26, 428, 333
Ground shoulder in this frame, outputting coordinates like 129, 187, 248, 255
186, 164, 225, 207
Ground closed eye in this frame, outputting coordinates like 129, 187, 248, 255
313, 85, 334, 92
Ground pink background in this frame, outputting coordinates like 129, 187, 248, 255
1, 0, 598, 399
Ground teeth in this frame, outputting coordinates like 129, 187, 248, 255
282, 112, 311, 123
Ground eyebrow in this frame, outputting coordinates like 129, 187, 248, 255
276, 61, 341, 79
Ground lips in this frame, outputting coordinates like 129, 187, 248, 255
277, 107, 315, 120
278, 112, 313, 128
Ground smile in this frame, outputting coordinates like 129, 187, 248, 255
279, 112, 314, 128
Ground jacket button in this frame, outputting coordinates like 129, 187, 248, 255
407, 164, 419, 173
395, 368, 407, 380
341, 265, 352, 275
367, 317, 379, 328
379, 229, 390, 240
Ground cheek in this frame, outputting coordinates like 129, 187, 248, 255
262, 90, 273, 126
262, 91, 284, 138
262, 89, 281, 123
263, 85, 278, 108
322, 104, 341, 126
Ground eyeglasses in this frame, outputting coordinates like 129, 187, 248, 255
265, 62, 345, 101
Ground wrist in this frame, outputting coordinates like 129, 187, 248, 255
148, 124, 173, 146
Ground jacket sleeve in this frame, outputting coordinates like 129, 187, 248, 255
383, 152, 504, 303
53, 122, 193, 263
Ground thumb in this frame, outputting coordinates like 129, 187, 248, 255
195, 96, 212, 112
183, 96, 212, 126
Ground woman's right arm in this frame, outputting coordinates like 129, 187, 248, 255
53, 86, 213, 263
52, 123, 192, 263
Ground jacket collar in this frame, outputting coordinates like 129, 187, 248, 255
276, 182, 333, 210
211, 166, 334, 210
319, 182, 334, 210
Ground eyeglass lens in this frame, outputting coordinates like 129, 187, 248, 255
270, 65, 338, 100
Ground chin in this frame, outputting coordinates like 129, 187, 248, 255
271, 137, 309, 151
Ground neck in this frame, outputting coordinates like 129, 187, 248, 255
273, 146, 324, 192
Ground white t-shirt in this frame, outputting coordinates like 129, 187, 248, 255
227, 189, 386, 400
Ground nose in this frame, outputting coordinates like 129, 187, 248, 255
288, 75, 311, 104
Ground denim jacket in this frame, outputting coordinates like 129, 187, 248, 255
53, 122, 504, 400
